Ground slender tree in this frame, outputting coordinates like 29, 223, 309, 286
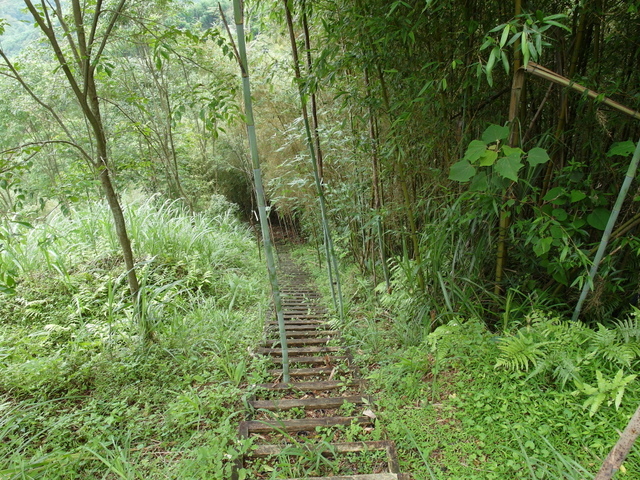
1, 0, 140, 299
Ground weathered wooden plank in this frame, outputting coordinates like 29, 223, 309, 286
277, 330, 339, 338
385, 442, 400, 474
256, 380, 360, 391
267, 324, 329, 331
271, 355, 348, 365
266, 366, 342, 376
256, 346, 341, 355
281, 474, 400, 480
250, 395, 368, 411
251, 440, 393, 457
269, 319, 328, 324
262, 337, 332, 347
242, 415, 371, 433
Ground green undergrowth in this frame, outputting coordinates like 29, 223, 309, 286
0, 195, 270, 479
289, 243, 640, 480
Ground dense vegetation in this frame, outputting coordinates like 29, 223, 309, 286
1, 0, 640, 478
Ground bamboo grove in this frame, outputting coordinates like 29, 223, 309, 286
1, 0, 639, 333
259, 0, 640, 331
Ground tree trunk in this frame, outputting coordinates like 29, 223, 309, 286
594, 403, 640, 480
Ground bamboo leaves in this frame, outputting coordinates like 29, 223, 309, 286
480, 11, 570, 85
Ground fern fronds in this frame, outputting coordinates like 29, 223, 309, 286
615, 314, 640, 343
495, 332, 548, 371
590, 324, 637, 367
552, 354, 581, 388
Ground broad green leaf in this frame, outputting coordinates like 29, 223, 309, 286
570, 190, 587, 203
477, 150, 498, 166
550, 224, 565, 239
449, 160, 476, 182
463, 140, 488, 162
502, 146, 523, 157
587, 208, 611, 230
481, 124, 510, 144
607, 141, 635, 157
527, 147, 550, 166
470, 171, 488, 191
500, 25, 510, 47
552, 208, 568, 222
486, 47, 499, 74
495, 154, 523, 182
501, 50, 510, 75
533, 237, 553, 256
553, 268, 568, 286
522, 32, 530, 66
572, 218, 586, 229
543, 186, 565, 204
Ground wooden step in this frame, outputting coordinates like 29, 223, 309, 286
251, 440, 393, 457
271, 355, 348, 365
250, 395, 370, 411
274, 330, 339, 338
262, 337, 333, 347
269, 319, 328, 325
285, 307, 327, 311
241, 415, 372, 433
268, 324, 329, 331
281, 475, 410, 480
256, 380, 361, 391
267, 366, 348, 376
256, 346, 341, 355
280, 290, 319, 295
283, 301, 324, 304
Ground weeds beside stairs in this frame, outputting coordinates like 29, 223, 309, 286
233, 251, 410, 480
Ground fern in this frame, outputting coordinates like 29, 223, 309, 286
552, 354, 581, 388
589, 324, 637, 367
615, 311, 640, 343
495, 331, 548, 371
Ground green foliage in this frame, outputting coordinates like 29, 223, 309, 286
0, 196, 268, 478
449, 124, 550, 184
495, 310, 640, 414
575, 369, 637, 417
480, 11, 570, 84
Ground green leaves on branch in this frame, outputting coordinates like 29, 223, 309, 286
448, 124, 550, 184
480, 11, 570, 85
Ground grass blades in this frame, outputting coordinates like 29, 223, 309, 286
0, 194, 269, 478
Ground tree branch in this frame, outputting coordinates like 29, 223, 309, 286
1, 140, 94, 166
0, 47, 81, 147
91, 0, 127, 70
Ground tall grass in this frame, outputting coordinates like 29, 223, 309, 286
0, 193, 269, 478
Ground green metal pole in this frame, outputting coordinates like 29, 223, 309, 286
572, 137, 640, 321
232, 0, 289, 381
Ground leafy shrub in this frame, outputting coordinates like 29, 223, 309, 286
495, 308, 640, 414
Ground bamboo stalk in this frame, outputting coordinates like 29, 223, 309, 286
282, 0, 344, 321
572, 137, 640, 321
230, 0, 289, 381
524, 62, 640, 120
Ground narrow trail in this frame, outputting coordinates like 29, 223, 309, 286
235, 247, 410, 480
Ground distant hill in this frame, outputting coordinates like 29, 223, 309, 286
0, 0, 40, 55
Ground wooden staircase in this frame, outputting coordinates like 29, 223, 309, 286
235, 254, 410, 480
